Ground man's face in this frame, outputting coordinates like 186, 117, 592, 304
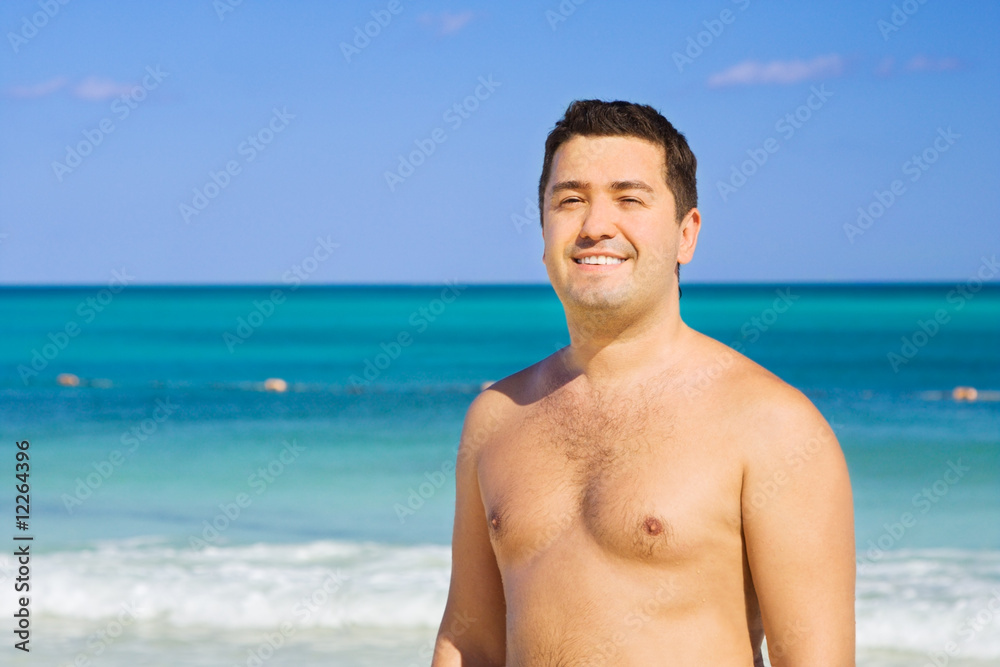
541, 134, 699, 316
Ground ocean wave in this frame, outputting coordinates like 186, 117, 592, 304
6, 540, 999, 657
856, 549, 1000, 659
10, 538, 451, 632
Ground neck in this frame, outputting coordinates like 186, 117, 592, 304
559, 292, 688, 385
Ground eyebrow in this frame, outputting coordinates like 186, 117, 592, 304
549, 179, 655, 196
609, 180, 654, 194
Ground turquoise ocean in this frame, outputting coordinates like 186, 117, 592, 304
1, 284, 998, 666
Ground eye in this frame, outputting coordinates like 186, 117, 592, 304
620, 197, 642, 204
559, 197, 583, 205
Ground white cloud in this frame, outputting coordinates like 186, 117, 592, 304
72, 76, 135, 101
873, 55, 963, 77
5, 77, 68, 99
5, 75, 140, 101
707, 54, 845, 88
906, 55, 961, 72
418, 10, 475, 36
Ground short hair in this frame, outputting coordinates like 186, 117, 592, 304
538, 99, 698, 226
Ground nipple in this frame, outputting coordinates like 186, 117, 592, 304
643, 516, 665, 536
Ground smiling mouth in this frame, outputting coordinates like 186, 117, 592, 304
573, 256, 626, 265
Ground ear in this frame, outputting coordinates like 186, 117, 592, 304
676, 208, 701, 265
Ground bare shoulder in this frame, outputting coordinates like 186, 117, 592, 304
686, 339, 857, 663
460, 357, 550, 457
685, 330, 840, 464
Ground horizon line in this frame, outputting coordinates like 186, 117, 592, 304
0, 280, 994, 289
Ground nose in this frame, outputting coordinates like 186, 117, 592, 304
578, 195, 618, 241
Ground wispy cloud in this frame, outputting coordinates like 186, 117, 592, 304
906, 55, 962, 72
875, 55, 964, 77
4, 75, 138, 101
707, 54, 845, 88
5, 77, 68, 99
875, 56, 895, 77
418, 10, 475, 36
72, 76, 135, 101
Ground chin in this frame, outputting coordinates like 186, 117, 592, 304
563, 283, 633, 311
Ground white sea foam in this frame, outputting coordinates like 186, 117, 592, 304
14, 538, 451, 632
8, 540, 1000, 658
856, 549, 1000, 659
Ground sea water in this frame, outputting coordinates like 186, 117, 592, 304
1, 284, 997, 665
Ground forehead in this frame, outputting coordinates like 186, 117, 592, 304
550, 135, 667, 184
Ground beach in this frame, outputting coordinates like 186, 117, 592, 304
2, 284, 998, 665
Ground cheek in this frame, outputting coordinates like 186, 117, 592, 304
541, 233, 552, 262
639, 237, 677, 270
542, 223, 573, 258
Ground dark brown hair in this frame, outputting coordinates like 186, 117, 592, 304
537, 99, 698, 226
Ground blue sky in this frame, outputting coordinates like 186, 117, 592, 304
1, 0, 997, 285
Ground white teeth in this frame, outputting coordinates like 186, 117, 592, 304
578, 256, 624, 265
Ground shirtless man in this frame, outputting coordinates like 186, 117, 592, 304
431, 100, 855, 666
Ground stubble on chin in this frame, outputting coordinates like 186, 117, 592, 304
561, 279, 641, 339
566, 284, 628, 310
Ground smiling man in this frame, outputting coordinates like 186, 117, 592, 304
431, 100, 855, 666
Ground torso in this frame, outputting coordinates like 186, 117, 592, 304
477, 340, 766, 665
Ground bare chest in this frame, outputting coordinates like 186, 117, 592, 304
478, 389, 743, 567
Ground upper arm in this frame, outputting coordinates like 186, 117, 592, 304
741, 387, 855, 666
432, 392, 507, 667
